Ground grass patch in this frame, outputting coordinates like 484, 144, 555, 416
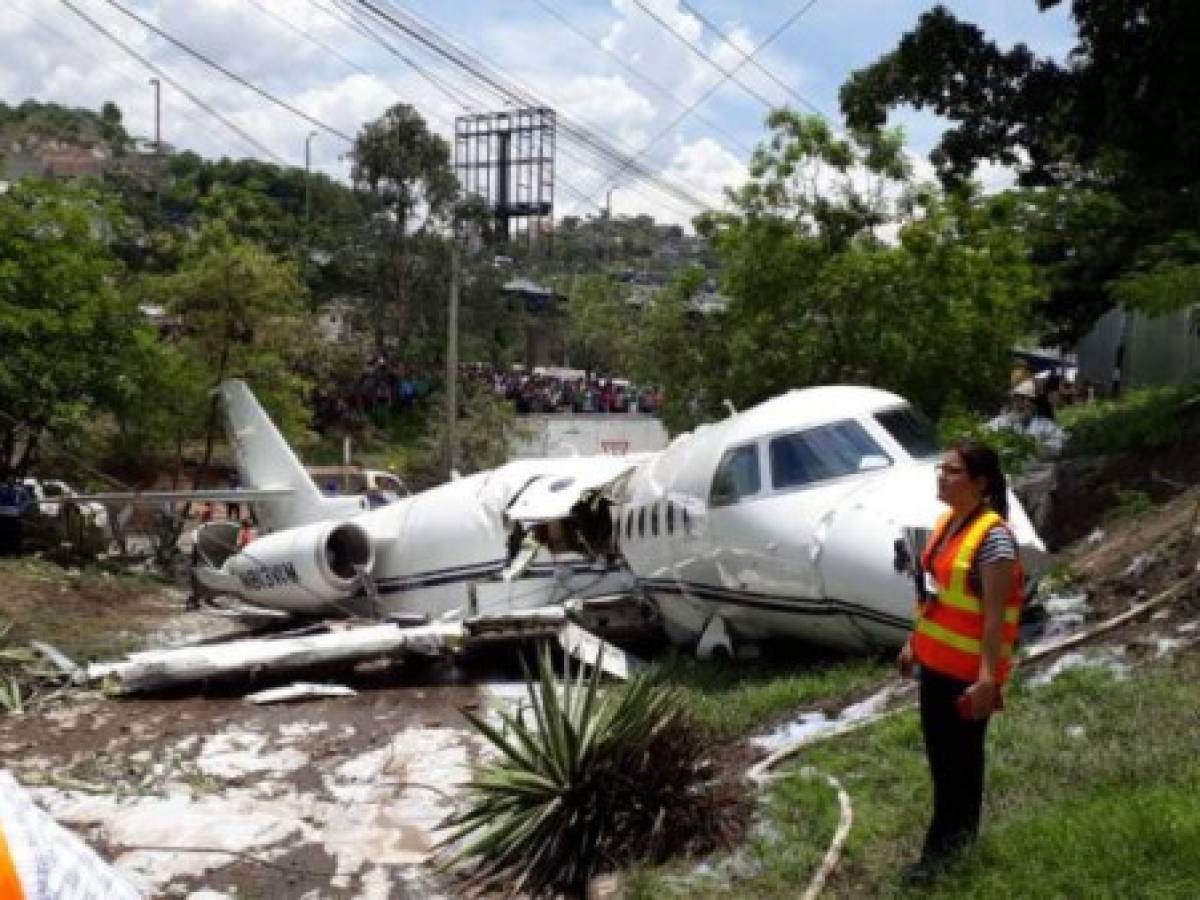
0, 557, 168, 662
628, 652, 1200, 898
642, 648, 890, 742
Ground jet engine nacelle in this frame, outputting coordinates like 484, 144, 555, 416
222, 520, 375, 613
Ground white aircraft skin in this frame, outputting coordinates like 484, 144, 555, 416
193, 380, 1043, 655
602, 386, 1044, 652
195, 380, 638, 618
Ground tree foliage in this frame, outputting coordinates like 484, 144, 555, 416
840, 1, 1200, 338
563, 274, 630, 378
0, 180, 155, 477
663, 114, 1041, 421
352, 103, 460, 354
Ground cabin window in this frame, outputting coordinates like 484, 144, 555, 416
638, 507, 646, 538
651, 503, 659, 537
875, 405, 940, 459
769, 421, 891, 490
626, 509, 634, 540
666, 502, 675, 535
682, 506, 691, 534
710, 444, 762, 507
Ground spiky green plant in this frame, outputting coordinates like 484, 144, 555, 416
440, 644, 734, 896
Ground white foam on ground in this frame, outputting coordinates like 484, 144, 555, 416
750, 685, 898, 753
195, 728, 309, 779
1027, 648, 1130, 687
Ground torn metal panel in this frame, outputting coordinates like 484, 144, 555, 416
245, 683, 357, 705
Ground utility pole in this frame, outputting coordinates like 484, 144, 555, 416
149, 78, 161, 150
444, 230, 461, 477
304, 131, 318, 227
604, 188, 613, 266
303, 131, 318, 280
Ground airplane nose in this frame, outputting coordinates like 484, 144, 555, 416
814, 468, 944, 631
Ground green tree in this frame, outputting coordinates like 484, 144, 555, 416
840, 1, 1200, 338
563, 275, 630, 379
352, 104, 459, 355
694, 114, 1037, 419
628, 267, 716, 432
0, 180, 158, 477
146, 221, 315, 485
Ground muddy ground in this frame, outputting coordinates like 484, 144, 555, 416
0, 571, 531, 898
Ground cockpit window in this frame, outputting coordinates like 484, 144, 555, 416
710, 444, 762, 507
769, 420, 891, 490
875, 405, 940, 459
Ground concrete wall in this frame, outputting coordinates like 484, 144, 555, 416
509, 414, 668, 459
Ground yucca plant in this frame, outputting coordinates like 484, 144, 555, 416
440, 644, 734, 896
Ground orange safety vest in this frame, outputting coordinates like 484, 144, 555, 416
913, 508, 1023, 684
0, 821, 25, 900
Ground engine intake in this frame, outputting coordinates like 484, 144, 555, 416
222, 520, 376, 615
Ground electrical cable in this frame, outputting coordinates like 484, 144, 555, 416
626, 0, 780, 111
294, 0, 639, 219
100, 0, 354, 143
14, 1, 244, 156
570, 0, 824, 215
320, 0, 709, 219
676, 0, 827, 117
348, 0, 718, 212
57, 0, 287, 163
526, 0, 756, 158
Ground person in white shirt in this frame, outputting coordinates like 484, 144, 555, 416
986, 380, 1065, 458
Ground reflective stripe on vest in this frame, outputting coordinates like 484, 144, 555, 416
913, 508, 1023, 684
0, 822, 25, 900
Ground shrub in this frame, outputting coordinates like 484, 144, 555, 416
1060, 382, 1200, 456
440, 645, 743, 896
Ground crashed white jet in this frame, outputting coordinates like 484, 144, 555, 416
93, 381, 1044, 655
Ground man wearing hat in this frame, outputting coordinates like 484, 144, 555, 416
987, 380, 1065, 458
988, 380, 1065, 534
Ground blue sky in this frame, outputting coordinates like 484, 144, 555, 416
4, 1, 1075, 224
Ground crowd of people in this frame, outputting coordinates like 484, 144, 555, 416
313, 357, 663, 427
466, 364, 663, 415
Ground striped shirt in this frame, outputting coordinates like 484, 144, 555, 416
927, 513, 1018, 596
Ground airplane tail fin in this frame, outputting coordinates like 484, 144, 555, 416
218, 380, 362, 532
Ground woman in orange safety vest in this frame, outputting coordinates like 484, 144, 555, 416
897, 438, 1023, 884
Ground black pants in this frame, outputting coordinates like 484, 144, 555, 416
0, 515, 20, 557
918, 666, 990, 862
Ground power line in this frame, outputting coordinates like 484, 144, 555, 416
100, 0, 355, 143
57, 0, 286, 163
263, 0, 632, 220
676, 0, 827, 117
626, 0, 779, 112
527, 0, 755, 158
324, 0, 708, 221
13, 1, 237, 153
348, 0, 718, 212
571, 0, 824, 215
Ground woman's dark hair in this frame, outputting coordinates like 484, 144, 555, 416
951, 438, 1008, 520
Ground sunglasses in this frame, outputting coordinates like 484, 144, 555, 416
937, 462, 967, 475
